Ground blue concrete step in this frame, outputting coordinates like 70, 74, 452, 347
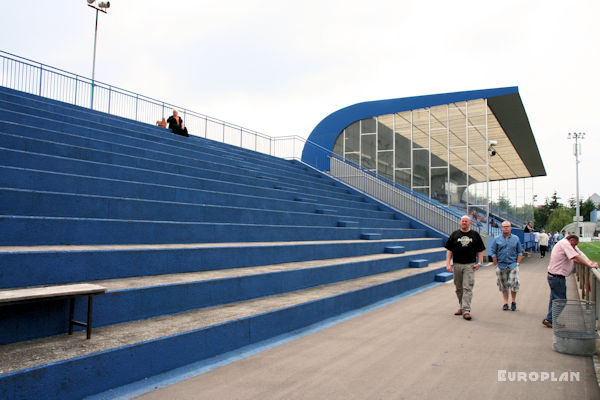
0, 119, 348, 196
0, 188, 410, 229
360, 232, 383, 240
435, 271, 454, 282
409, 259, 429, 268
384, 245, 406, 254
0, 166, 393, 221
0, 215, 428, 246
0, 264, 446, 400
0, 92, 303, 165
0, 249, 447, 344
0, 240, 445, 289
0, 148, 389, 216
0, 130, 362, 203
0, 106, 326, 187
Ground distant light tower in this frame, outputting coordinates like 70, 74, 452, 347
568, 132, 585, 237
87, 0, 110, 109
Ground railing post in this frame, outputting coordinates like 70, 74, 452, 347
108, 86, 112, 114
74, 76, 78, 105
38, 65, 43, 96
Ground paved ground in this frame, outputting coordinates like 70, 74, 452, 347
135, 254, 600, 400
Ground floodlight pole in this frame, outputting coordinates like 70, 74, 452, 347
88, 4, 107, 109
568, 132, 585, 237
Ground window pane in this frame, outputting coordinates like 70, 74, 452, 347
395, 169, 411, 188
415, 187, 430, 197
412, 149, 429, 187
431, 167, 448, 204
333, 133, 343, 156
378, 151, 393, 180
361, 118, 376, 133
346, 152, 360, 165
395, 132, 411, 168
378, 117, 393, 150
345, 122, 360, 153
361, 134, 376, 170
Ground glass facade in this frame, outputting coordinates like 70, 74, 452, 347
331, 99, 534, 227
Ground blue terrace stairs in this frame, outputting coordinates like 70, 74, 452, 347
0, 86, 448, 399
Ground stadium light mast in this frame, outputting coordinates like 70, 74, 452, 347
87, 0, 110, 109
568, 132, 585, 237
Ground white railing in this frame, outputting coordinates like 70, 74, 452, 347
328, 156, 476, 236
575, 249, 600, 328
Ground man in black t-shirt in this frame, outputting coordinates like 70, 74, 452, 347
445, 215, 486, 321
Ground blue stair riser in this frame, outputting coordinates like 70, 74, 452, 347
0, 89, 308, 173
0, 132, 361, 202
0, 149, 385, 214
0, 109, 322, 183
0, 241, 444, 288
0, 267, 445, 400
0, 216, 428, 245
0, 166, 393, 221
0, 121, 349, 194
0, 251, 447, 344
0, 189, 409, 229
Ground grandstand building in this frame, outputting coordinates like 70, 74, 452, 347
302, 87, 546, 229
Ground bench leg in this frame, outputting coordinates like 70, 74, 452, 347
68, 298, 75, 335
68, 295, 95, 339
87, 295, 93, 340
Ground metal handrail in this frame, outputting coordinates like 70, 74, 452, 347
574, 248, 600, 328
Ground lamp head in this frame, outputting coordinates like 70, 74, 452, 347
98, 1, 110, 8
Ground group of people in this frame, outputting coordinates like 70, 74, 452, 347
156, 109, 189, 137
445, 216, 598, 327
525, 227, 570, 259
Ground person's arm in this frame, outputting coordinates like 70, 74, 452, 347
474, 252, 483, 270
446, 250, 453, 272
516, 238, 523, 266
573, 254, 598, 269
489, 239, 497, 265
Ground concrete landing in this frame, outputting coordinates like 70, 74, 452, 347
134, 255, 600, 400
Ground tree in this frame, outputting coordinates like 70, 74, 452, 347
534, 191, 562, 229
546, 206, 575, 232
580, 198, 596, 221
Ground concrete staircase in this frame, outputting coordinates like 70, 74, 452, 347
0, 86, 450, 399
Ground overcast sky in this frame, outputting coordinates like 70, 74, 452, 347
1, 0, 598, 205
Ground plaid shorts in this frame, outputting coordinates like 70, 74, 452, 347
496, 266, 520, 292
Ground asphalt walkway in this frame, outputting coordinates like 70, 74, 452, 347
134, 254, 600, 400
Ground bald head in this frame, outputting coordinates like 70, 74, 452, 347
460, 216, 472, 232
501, 221, 512, 237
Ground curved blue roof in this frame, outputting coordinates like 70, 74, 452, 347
301, 86, 545, 178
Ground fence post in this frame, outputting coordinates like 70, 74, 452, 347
38, 65, 43, 96
74, 76, 78, 105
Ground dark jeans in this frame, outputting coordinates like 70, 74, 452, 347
540, 245, 547, 257
545, 274, 566, 322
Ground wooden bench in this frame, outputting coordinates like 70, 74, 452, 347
0, 284, 107, 340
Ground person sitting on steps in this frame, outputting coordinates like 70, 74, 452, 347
166, 109, 189, 137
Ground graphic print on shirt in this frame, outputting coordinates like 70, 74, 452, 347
459, 236, 473, 247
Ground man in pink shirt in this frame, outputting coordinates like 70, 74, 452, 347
542, 234, 598, 328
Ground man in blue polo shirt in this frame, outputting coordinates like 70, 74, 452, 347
490, 221, 523, 311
